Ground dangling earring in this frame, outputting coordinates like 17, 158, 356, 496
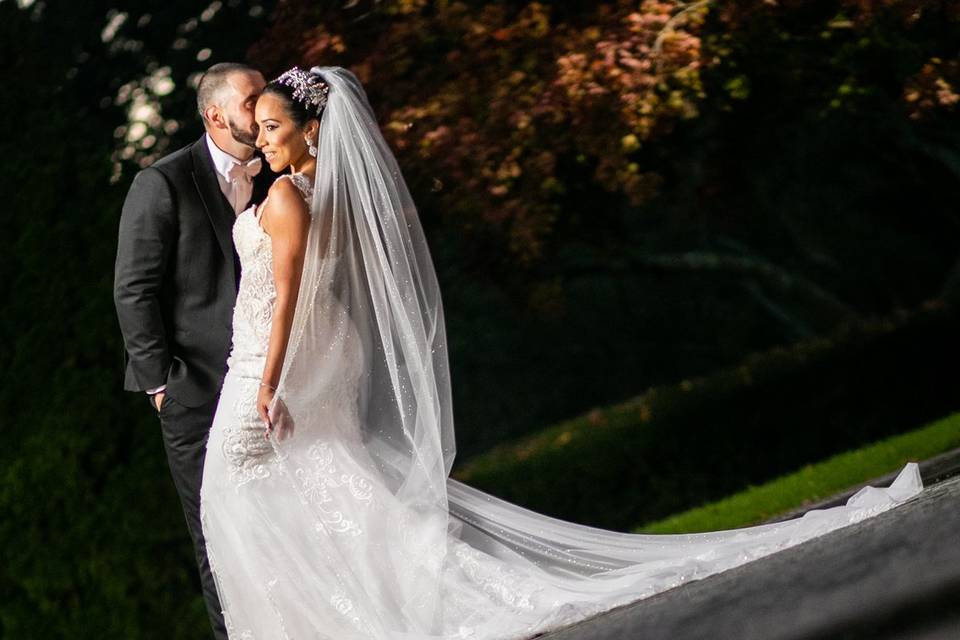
307, 135, 317, 158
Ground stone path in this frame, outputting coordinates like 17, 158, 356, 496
541, 473, 960, 640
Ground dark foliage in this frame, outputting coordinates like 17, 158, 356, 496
454, 302, 960, 529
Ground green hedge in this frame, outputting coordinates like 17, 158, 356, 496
637, 411, 960, 533
452, 301, 960, 530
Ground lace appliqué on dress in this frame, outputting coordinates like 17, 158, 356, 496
222, 377, 277, 489
286, 172, 314, 201
331, 588, 378, 637
293, 440, 374, 537
231, 211, 275, 361
452, 542, 543, 612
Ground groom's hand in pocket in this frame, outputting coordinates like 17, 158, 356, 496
152, 391, 166, 413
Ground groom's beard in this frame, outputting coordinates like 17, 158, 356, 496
228, 118, 258, 149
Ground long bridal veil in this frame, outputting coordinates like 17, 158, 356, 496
265, 66, 923, 636
267, 64, 458, 631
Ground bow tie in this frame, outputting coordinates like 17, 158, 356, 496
227, 157, 262, 183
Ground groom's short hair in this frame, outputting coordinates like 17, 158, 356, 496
196, 62, 259, 121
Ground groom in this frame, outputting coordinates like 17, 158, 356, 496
113, 62, 275, 639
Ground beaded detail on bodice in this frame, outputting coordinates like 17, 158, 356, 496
227, 173, 313, 378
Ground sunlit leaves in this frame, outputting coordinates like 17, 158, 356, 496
254, 0, 709, 262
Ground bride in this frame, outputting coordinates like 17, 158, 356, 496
199, 66, 923, 639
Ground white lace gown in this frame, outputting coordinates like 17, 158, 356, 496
200, 173, 923, 639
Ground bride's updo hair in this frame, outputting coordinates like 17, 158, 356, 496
262, 66, 329, 129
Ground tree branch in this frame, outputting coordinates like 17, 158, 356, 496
543, 250, 860, 325
637, 251, 859, 321
653, 0, 712, 59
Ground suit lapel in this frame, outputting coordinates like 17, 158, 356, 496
190, 137, 237, 288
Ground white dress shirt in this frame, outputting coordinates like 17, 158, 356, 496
205, 133, 262, 215
147, 135, 262, 398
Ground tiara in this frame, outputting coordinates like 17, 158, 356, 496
274, 66, 329, 115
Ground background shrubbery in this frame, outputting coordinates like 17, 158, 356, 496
454, 302, 960, 529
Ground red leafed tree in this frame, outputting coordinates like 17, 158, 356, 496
250, 1, 709, 262
249, 0, 960, 321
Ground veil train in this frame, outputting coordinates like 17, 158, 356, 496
249, 65, 924, 638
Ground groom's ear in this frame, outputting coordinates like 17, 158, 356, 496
203, 104, 227, 130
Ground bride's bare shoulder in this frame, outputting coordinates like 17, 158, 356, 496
267, 174, 308, 200
261, 176, 309, 226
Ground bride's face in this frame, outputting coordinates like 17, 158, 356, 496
255, 93, 315, 173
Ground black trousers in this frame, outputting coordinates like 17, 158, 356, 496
156, 393, 228, 640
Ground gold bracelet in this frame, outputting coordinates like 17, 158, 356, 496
259, 382, 277, 391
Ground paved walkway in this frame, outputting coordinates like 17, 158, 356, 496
541, 473, 960, 640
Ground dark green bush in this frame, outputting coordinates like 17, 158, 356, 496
452, 301, 960, 530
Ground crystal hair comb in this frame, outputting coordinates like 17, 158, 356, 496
274, 66, 330, 115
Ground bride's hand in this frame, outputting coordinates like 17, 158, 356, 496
257, 384, 275, 437
268, 396, 295, 441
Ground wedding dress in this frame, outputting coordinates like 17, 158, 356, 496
199, 67, 924, 640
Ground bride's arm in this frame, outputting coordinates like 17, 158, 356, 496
256, 177, 311, 431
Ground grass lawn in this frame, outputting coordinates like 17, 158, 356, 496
635, 411, 960, 534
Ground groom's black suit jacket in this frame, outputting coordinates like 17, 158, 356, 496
114, 135, 275, 408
